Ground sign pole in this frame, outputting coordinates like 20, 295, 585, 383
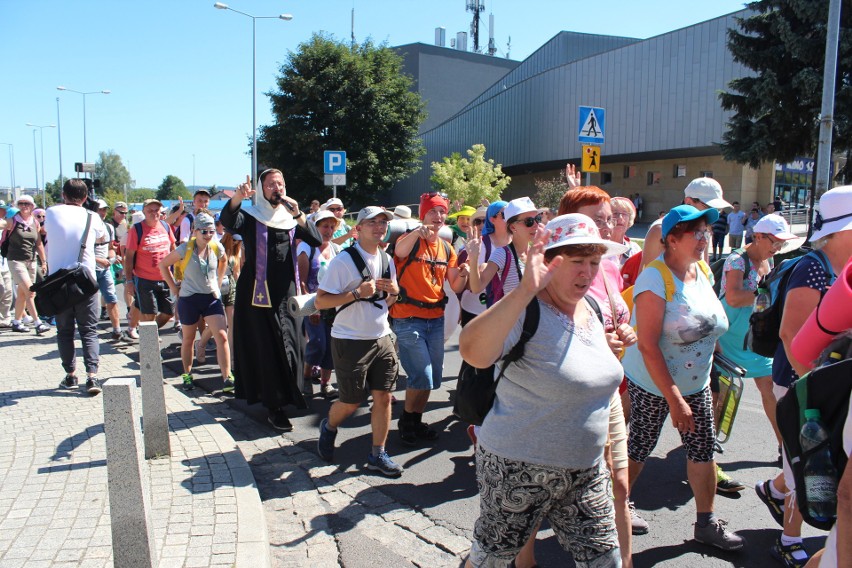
333, 185, 337, 199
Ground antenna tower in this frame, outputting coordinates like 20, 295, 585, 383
466, 0, 485, 52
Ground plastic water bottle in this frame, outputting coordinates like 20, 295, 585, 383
754, 286, 770, 312
317, 260, 328, 285
800, 408, 838, 522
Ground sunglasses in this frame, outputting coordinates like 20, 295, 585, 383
115, 211, 127, 215
513, 215, 543, 228
689, 230, 709, 241
198, 229, 216, 235
326, 207, 343, 212
473, 218, 485, 226
35, 214, 45, 219
17, 202, 33, 207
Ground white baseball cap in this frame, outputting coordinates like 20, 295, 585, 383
503, 196, 538, 221
683, 178, 732, 210
811, 185, 852, 241
543, 214, 628, 257
752, 214, 797, 240
356, 206, 393, 224
96, 199, 108, 209
312, 210, 337, 225
321, 198, 344, 210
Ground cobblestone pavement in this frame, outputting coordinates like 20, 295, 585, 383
0, 325, 268, 568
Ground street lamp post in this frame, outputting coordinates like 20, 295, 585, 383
55, 86, 110, 164
0, 143, 14, 200
213, 2, 293, 189
56, 97, 63, 188
26, 124, 57, 207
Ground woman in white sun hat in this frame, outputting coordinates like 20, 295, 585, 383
460, 214, 627, 568
717, 214, 800, 450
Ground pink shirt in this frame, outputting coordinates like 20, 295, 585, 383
586, 258, 629, 331
126, 221, 175, 281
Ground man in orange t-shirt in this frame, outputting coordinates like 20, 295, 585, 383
390, 192, 469, 446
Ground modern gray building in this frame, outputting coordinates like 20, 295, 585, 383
394, 9, 820, 218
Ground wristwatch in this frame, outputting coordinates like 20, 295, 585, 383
293, 210, 304, 219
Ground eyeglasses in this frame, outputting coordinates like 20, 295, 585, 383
593, 217, 614, 228
473, 218, 485, 226
689, 230, 709, 241
363, 219, 389, 227
513, 215, 543, 228
766, 235, 785, 251
115, 211, 127, 215
612, 212, 630, 219
198, 229, 216, 235
327, 207, 343, 212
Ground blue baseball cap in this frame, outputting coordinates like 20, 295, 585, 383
482, 200, 508, 236
661, 205, 719, 239
5, 206, 19, 219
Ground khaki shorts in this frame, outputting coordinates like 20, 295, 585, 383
331, 334, 398, 404
9, 259, 36, 289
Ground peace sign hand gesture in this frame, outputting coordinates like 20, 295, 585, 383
518, 227, 562, 297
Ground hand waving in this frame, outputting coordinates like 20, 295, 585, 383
519, 227, 562, 296
564, 163, 581, 188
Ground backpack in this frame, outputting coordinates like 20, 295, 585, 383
482, 235, 512, 307
175, 212, 194, 242
0, 218, 16, 258
747, 250, 833, 358
130, 220, 172, 272
710, 248, 749, 298
173, 237, 223, 281
321, 246, 392, 324
453, 295, 603, 426
395, 237, 452, 310
777, 338, 852, 530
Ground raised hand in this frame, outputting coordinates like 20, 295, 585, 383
564, 163, 581, 188
236, 174, 255, 200
519, 227, 562, 296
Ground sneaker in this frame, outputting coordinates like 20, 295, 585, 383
11, 321, 29, 333
195, 339, 206, 364
366, 451, 404, 477
321, 383, 339, 400
0, 319, 12, 328
716, 465, 745, 493
268, 409, 293, 432
414, 421, 439, 441
222, 373, 235, 394
629, 501, 650, 535
85, 377, 102, 396
34, 323, 51, 335
771, 536, 810, 568
110, 330, 123, 342
123, 329, 139, 341
100, 307, 108, 321
180, 373, 194, 391
22, 315, 34, 325
317, 418, 337, 461
694, 518, 745, 551
755, 480, 785, 527
59, 374, 78, 389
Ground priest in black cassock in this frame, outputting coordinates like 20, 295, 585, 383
220, 169, 321, 431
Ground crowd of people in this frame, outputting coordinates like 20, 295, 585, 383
2, 170, 851, 568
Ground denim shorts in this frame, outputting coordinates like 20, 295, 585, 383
391, 316, 444, 390
176, 293, 224, 326
96, 267, 118, 305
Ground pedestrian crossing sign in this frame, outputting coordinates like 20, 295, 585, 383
578, 106, 605, 144
582, 145, 601, 173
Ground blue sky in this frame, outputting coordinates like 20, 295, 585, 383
1, 0, 748, 191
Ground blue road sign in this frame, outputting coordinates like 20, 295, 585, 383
578, 106, 606, 144
324, 151, 347, 175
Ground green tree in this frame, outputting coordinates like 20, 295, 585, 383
128, 188, 156, 203
430, 144, 511, 206
100, 188, 124, 209
95, 150, 132, 193
44, 175, 70, 206
156, 175, 190, 201
533, 175, 570, 210
719, 0, 852, 174
258, 33, 426, 205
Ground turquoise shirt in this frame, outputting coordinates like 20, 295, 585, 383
622, 258, 729, 397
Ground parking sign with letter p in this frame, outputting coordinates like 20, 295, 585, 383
324, 151, 346, 175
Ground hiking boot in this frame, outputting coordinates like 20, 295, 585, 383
629, 501, 649, 535
268, 408, 293, 432
755, 480, 785, 527
34, 323, 51, 335
366, 451, 404, 477
716, 465, 745, 493
222, 373, 235, 394
11, 321, 29, 333
694, 518, 745, 551
771, 536, 810, 568
85, 377, 102, 396
59, 374, 78, 389
321, 383, 339, 400
317, 418, 337, 461
414, 421, 439, 441
180, 373, 194, 391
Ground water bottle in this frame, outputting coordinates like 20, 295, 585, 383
317, 260, 328, 285
754, 286, 770, 312
800, 408, 838, 522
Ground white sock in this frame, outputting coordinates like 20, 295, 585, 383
780, 534, 808, 560
113, 326, 121, 333
769, 481, 785, 500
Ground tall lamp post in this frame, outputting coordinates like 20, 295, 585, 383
26, 124, 56, 207
213, 2, 293, 189
55, 86, 110, 164
56, 97, 64, 188
0, 143, 14, 201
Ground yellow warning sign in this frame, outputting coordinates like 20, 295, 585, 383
582, 145, 601, 173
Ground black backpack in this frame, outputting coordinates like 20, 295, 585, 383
394, 237, 452, 310
777, 335, 852, 530
453, 296, 603, 426
320, 246, 391, 325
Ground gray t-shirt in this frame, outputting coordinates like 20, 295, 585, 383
478, 298, 624, 470
175, 241, 224, 298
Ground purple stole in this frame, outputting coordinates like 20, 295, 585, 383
252, 222, 299, 308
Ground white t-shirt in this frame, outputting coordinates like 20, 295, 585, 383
460, 243, 488, 314
44, 204, 108, 275
178, 216, 192, 244
319, 242, 395, 340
